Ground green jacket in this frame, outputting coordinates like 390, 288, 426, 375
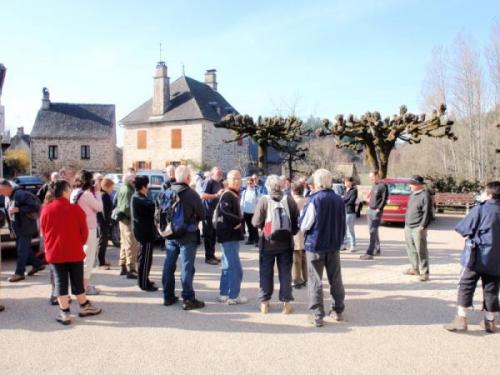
116, 183, 134, 219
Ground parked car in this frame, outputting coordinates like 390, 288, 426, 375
136, 170, 166, 187
376, 178, 436, 224
0, 207, 40, 252
12, 175, 44, 195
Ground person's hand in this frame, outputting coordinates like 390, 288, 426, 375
217, 189, 224, 197
8, 206, 19, 214
234, 223, 242, 230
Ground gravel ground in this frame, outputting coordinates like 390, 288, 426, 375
0, 214, 498, 375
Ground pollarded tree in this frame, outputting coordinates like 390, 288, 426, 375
215, 114, 310, 175
317, 104, 456, 178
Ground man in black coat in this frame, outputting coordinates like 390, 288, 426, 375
0, 180, 44, 282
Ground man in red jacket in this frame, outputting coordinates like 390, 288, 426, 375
40, 180, 102, 325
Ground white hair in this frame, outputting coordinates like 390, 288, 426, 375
165, 165, 175, 178
312, 169, 333, 190
265, 174, 282, 193
50, 172, 60, 181
93, 173, 103, 180
175, 165, 191, 183
124, 172, 136, 185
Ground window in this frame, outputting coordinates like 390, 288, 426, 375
48, 145, 58, 160
137, 130, 147, 149
171, 129, 182, 149
81, 145, 90, 160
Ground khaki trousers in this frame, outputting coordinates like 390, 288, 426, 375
119, 221, 139, 270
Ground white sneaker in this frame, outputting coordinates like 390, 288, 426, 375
227, 296, 248, 305
85, 285, 100, 296
217, 295, 229, 303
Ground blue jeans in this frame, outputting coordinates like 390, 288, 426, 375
219, 241, 243, 299
162, 239, 198, 302
344, 213, 356, 247
259, 250, 293, 302
15, 236, 42, 276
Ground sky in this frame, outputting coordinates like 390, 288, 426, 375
0, 0, 497, 145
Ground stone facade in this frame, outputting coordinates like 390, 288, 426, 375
31, 137, 117, 176
123, 120, 248, 172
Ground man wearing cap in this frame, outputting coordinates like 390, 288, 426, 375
403, 175, 433, 281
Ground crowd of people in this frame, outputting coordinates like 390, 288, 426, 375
0, 164, 498, 332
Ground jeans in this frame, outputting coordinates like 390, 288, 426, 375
162, 239, 198, 302
15, 235, 42, 276
219, 241, 243, 299
366, 208, 381, 255
202, 219, 217, 260
259, 250, 293, 302
404, 226, 429, 275
344, 213, 356, 248
307, 250, 345, 319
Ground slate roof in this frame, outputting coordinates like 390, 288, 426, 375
10, 133, 31, 147
31, 103, 115, 139
121, 75, 237, 125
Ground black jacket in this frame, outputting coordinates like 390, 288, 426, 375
369, 182, 389, 211
131, 192, 157, 243
170, 183, 205, 242
9, 188, 40, 237
216, 189, 244, 243
97, 192, 113, 227
343, 187, 358, 214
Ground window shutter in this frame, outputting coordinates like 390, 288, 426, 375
137, 130, 147, 149
171, 129, 182, 149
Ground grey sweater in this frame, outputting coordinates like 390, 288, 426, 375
405, 189, 432, 229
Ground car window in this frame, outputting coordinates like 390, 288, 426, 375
388, 183, 412, 195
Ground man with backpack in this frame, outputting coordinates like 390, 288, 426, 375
214, 170, 247, 305
201, 166, 224, 265
160, 166, 206, 310
0, 179, 44, 282
299, 169, 346, 327
252, 175, 300, 314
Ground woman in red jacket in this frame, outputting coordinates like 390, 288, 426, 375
40, 180, 102, 325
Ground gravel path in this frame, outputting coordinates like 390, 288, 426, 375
0, 214, 498, 374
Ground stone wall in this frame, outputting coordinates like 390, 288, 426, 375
123, 120, 250, 173
31, 138, 118, 176
123, 121, 203, 170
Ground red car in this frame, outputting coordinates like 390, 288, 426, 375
374, 178, 435, 224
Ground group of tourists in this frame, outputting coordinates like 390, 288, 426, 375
0, 164, 498, 332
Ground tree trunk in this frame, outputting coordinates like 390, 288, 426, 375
258, 143, 267, 174
288, 154, 293, 179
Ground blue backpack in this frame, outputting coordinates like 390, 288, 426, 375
155, 188, 196, 239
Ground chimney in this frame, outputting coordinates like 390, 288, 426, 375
16, 127, 24, 136
204, 69, 217, 91
152, 61, 170, 116
42, 87, 50, 110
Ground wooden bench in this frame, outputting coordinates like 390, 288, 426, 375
434, 193, 476, 213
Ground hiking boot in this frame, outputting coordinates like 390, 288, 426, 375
293, 283, 302, 290
330, 311, 344, 322
27, 265, 45, 276
444, 315, 467, 332
217, 295, 229, 303
182, 299, 205, 310
403, 268, 418, 276
78, 302, 102, 317
419, 274, 430, 282
282, 302, 293, 315
359, 254, 374, 260
85, 285, 100, 295
227, 296, 248, 305
374, 250, 381, 256
126, 270, 138, 279
163, 296, 179, 306
49, 296, 58, 306
260, 302, 270, 314
480, 319, 497, 333
142, 285, 159, 292
119, 265, 127, 276
8, 274, 25, 282
308, 315, 324, 327
56, 311, 72, 325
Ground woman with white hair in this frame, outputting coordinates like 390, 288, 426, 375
252, 174, 300, 314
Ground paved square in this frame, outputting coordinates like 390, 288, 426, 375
0, 214, 498, 374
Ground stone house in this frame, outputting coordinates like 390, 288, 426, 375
121, 62, 248, 173
30, 88, 117, 176
8, 127, 31, 153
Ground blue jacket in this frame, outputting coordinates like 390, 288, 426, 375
455, 200, 500, 276
300, 189, 346, 252
9, 188, 40, 237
